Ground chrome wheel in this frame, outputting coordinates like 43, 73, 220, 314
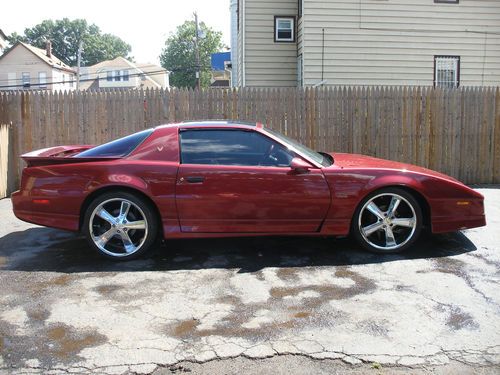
358, 193, 417, 251
89, 198, 148, 257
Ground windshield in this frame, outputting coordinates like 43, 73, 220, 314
264, 128, 332, 167
75, 129, 153, 157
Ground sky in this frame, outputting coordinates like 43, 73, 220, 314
0, 0, 231, 65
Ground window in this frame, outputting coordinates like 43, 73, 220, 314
275, 16, 295, 42
434, 0, 459, 3
434, 56, 460, 88
114, 70, 121, 81
107, 71, 113, 81
38, 72, 47, 89
122, 70, 129, 81
75, 129, 153, 157
180, 129, 294, 167
22, 72, 30, 88
62, 74, 66, 85
69, 76, 74, 87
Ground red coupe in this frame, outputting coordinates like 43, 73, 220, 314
12, 121, 485, 260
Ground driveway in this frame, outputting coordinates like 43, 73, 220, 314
0, 188, 499, 374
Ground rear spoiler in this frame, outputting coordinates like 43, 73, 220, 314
21, 145, 120, 167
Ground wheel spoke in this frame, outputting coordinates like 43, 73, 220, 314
120, 232, 136, 253
387, 197, 401, 216
96, 207, 116, 225
384, 227, 397, 247
362, 222, 384, 236
125, 220, 146, 230
118, 201, 131, 223
366, 202, 385, 220
392, 217, 415, 228
94, 228, 116, 248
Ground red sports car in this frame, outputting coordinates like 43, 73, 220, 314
12, 121, 485, 260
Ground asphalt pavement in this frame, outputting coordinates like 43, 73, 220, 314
0, 188, 499, 374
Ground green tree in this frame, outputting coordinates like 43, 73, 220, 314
160, 20, 225, 88
8, 18, 132, 66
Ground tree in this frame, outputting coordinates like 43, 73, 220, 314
160, 20, 225, 88
8, 18, 132, 66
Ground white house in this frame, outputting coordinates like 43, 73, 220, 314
232, 0, 500, 87
78, 57, 169, 90
0, 41, 76, 91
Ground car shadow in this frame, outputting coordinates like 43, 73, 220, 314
0, 227, 477, 273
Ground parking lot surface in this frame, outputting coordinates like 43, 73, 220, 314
0, 189, 499, 374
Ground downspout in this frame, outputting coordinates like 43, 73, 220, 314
242, 0, 246, 87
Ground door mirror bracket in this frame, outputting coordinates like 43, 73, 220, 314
290, 157, 312, 174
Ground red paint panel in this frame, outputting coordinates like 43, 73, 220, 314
175, 164, 331, 233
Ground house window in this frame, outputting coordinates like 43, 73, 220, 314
38, 72, 47, 89
62, 74, 66, 85
22, 72, 30, 88
114, 70, 121, 81
122, 70, 129, 81
107, 71, 113, 81
69, 76, 74, 87
434, 56, 460, 88
275, 16, 295, 42
434, 0, 459, 3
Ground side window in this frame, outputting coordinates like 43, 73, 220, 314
180, 129, 294, 167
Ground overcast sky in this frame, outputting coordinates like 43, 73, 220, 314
0, 0, 231, 65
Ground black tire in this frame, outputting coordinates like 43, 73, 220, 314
83, 191, 158, 260
351, 187, 423, 254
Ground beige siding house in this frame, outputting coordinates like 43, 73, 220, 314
233, 0, 500, 87
79, 57, 169, 90
0, 42, 76, 91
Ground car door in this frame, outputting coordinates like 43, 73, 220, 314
175, 128, 331, 233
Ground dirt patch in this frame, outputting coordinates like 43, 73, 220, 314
293, 312, 310, 319
45, 324, 107, 360
446, 307, 479, 331
276, 268, 301, 282
26, 307, 50, 323
173, 319, 200, 337
94, 284, 124, 296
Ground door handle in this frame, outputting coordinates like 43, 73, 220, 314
185, 176, 205, 183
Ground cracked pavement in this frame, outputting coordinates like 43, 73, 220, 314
0, 188, 499, 374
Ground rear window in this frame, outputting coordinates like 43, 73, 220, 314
75, 129, 153, 157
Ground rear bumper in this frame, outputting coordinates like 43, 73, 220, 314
11, 190, 79, 232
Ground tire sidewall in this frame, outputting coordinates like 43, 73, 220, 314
351, 187, 423, 254
83, 191, 158, 260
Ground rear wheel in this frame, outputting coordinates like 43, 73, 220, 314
83, 191, 158, 260
352, 188, 422, 253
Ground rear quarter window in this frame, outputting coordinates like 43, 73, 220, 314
75, 129, 153, 157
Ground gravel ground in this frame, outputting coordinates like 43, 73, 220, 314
0, 188, 499, 374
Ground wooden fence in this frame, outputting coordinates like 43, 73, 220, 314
0, 87, 499, 195
0, 123, 9, 198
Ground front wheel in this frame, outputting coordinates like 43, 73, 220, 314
351, 188, 423, 253
83, 191, 158, 260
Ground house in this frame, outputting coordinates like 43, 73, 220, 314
78, 57, 169, 90
210, 51, 231, 87
0, 41, 76, 91
0, 29, 8, 54
232, 0, 500, 87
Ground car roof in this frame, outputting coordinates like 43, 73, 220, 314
155, 120, 263, 130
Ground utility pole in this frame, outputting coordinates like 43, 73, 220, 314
76, 39, 83, 90
194, 11, 201, 90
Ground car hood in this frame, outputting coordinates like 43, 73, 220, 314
330, 152, 460, 183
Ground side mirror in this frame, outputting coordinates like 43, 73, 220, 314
290, 157, 312, 174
